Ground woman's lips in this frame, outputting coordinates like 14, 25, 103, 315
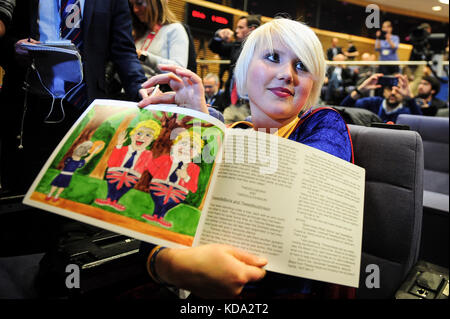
136, 141, 144, 146
269, 87, 294, 98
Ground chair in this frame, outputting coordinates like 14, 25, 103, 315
348, 124, 424, 299
396, 114, 449, 268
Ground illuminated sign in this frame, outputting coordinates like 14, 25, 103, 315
185, 3, 234, 34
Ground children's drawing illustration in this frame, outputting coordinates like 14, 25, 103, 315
46, 141, 100, 202
142, 130, 204, 228
27, 103, 224, 246
94, 120, 161, 211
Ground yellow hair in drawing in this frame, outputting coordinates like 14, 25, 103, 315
130, 119, 162, 139
173, 130, 204, 151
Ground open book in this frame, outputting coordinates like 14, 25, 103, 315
24, 99, 365, 288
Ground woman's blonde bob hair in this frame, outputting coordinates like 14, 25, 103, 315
234, 18, 326, 112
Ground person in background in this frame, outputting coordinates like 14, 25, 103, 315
130, 0, 189, 77
326, 37, 343, 61
203, 73, 228, 113
323, 53, 357, 105
1, 0, 148, 195
414, 75, 448, 116
375, 20, 400, 75
344, 41, 359, 61
341, 73, 422, 122
138, 18, 354, 299
355, 52, 377, 89
209, 14, 261, 107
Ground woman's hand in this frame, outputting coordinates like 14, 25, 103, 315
155, 244, 268, 299
138, 65, 208, 114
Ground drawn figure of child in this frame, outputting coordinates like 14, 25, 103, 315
46, 141, 98, 202
94, 119, 161, 211
142, 130, 204, 228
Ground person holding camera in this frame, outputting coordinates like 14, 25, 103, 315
340, 73, 422, 123
375, 21, 400, 75
208, 15, 261, 107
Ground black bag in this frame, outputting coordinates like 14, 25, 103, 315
35, 227, 147, 299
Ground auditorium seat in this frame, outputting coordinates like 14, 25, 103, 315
348, 124, 424, 298
396, 114, 449, 268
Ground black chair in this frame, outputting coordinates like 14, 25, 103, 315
348, 124, 424, 298
396, 114, 449, 268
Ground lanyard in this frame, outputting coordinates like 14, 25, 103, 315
140, 25, 161, 52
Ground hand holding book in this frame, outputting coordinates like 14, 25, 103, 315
155, 244, 267, 299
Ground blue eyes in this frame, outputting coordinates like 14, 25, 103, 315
264, 52, 309, 73
295, 61, 308, 72
265, 53, 280, 63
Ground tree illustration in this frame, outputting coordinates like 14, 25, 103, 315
89, 112, 137, 179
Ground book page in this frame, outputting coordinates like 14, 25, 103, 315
195, 129, 365, 287
23, 100, 226, 248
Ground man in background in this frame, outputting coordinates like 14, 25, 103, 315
203, 73, 228, 113
0, 0, 147, 195
414, 75, 448, 116
209, 14, 261, 107
327, 37, 343, 61
341, 73, 422, 123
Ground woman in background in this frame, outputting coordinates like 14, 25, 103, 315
130, 0, 189, 77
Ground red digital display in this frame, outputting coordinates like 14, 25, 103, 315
186, 3, 233, 34
211, 15, 228, 25
192, 10, 206, 20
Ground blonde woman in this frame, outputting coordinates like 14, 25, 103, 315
139, 18, 354, 299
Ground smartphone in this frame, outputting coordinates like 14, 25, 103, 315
377, 76, 399, 87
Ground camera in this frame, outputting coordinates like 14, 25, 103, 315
377, 30, 387, 40
409, 24, 447, 61
377, 76, 398, 87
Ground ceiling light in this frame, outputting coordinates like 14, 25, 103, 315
432, 5, 442, 11
438, 0, 449, 5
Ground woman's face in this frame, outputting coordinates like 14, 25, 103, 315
246, 39, 314, 125
130, 0, 148, 23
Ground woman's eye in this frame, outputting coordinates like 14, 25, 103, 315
265, 53, 280, 63
295, 60, 308, 72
